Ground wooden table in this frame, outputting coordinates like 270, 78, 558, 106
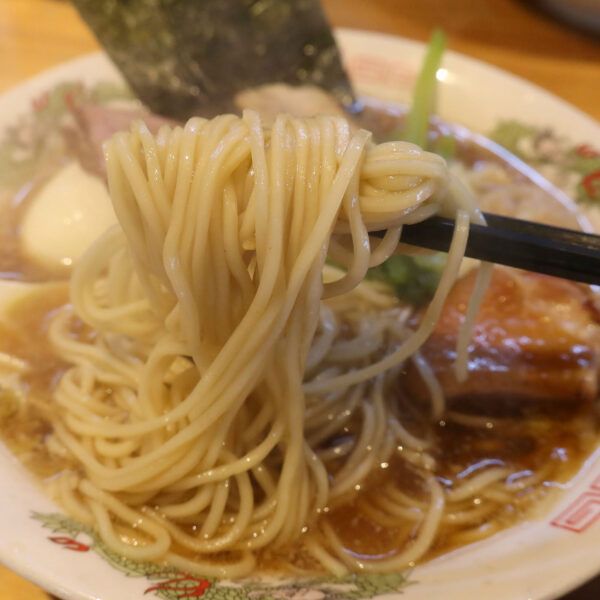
0, 0, 599, 598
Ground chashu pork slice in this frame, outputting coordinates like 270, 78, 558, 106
63, 105, 176, 178
405, 267, 600, 405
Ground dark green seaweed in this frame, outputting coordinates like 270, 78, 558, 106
71, 0, 357, 119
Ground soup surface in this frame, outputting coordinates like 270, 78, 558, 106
0, 91, 599, 576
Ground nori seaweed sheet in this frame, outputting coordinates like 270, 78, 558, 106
71, 0, 357, 119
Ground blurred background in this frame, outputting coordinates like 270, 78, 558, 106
1, 0, 599, 118
0, 0, 599, 598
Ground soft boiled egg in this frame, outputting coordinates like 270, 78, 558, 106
20, 162, 117, 274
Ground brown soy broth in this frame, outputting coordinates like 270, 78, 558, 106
1, 280, 600, 572
325, 394, 600, 563
0, 284, 74, 478
0, 284, 69, 388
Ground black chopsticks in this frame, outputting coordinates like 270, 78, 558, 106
386, 212, 600, 285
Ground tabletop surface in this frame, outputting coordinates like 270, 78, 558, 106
1, 0, 599, 598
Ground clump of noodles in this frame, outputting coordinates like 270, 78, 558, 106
45, 111, 492, 577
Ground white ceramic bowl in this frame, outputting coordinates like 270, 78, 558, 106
1, 28, 600, 600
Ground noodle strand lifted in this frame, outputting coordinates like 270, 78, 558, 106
47, 111, 490, 577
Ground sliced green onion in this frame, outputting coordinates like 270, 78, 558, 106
403, 29, 446, 148
434, 133, 456, 160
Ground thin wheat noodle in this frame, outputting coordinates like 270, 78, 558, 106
42, 111, 493, 576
